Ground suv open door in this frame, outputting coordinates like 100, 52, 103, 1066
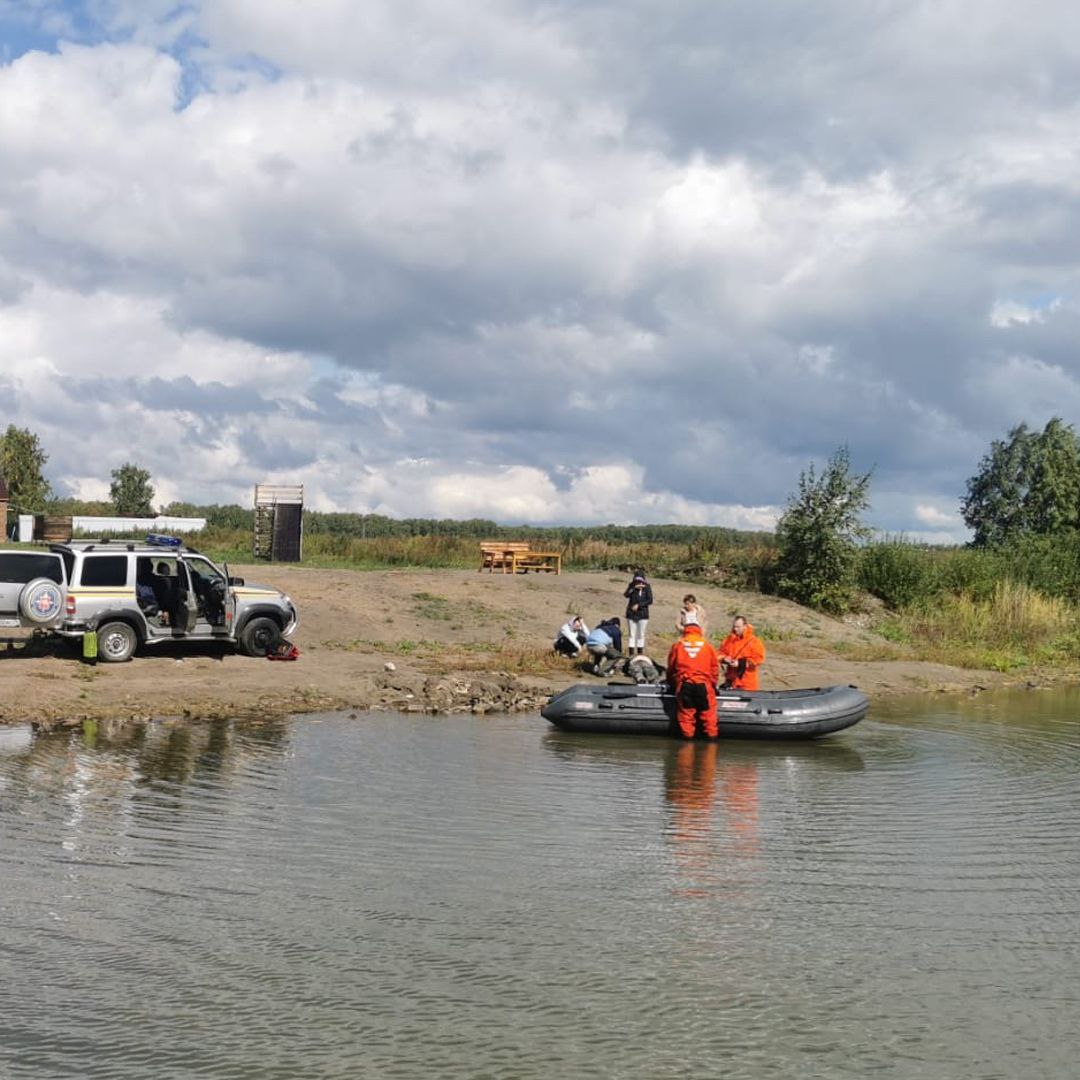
173, 562, 199, 633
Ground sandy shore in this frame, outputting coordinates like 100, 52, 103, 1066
0, 565, 1028, 730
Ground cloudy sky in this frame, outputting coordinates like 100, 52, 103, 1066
2, 1, 1079, 540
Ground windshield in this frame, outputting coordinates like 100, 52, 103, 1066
185, 556, 225, 588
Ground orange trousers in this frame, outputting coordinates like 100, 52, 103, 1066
675, 680, 717, 738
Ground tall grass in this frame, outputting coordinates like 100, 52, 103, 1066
913, 580, 1070, 647
885, 580, 1080, 671
858, 533, 1080, 609
73, 525, 776, 585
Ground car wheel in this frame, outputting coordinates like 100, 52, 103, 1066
18, 578, 65, 624
97, 621, 138, 663
239, 616, 280, 657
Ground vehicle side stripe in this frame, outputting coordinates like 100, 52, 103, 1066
67, 589, 137, 597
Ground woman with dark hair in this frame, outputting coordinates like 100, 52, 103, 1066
676, 593, 707, 634
623, 570, 653, 656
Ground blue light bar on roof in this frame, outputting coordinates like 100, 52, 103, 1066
146, 533, 182, 548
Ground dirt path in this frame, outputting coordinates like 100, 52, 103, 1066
0, 566, 1022, 729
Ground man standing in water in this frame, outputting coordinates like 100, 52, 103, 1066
666, 615, 720, 738
720, 615, 765, 690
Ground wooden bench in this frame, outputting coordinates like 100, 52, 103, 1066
478, 542, 562, 574
479, 541, 531, 573
510, 550, 561, 574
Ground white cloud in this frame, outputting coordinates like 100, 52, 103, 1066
989, 298, 1062, 327
322, 461, 779, 527
915, 504, 961, 528
975, 354, 1080, 429
0, 281, 311, 386
2, 3, 1080, 531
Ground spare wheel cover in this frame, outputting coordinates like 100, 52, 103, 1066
19, 578, 64, 624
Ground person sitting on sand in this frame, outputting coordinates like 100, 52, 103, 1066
554, 615, 589, 658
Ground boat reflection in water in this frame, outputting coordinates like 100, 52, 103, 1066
543, 731, 864, 901
542, 730, 865, 773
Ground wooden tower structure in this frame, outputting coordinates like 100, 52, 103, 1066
253, 484, 304, 561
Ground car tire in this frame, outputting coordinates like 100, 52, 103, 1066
97, 621, 138, 663
18, 578, 65, 625
239, 616, 280, 657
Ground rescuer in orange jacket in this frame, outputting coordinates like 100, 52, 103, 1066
719, 615, 765, 690
666, 616, 721, 738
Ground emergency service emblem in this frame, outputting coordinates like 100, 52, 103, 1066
24, 581, 63, 623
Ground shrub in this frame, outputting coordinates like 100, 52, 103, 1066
858, 539, 934, 609
773, 446, 872, 614
931, 547, 1005, 602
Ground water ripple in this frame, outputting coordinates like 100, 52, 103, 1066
0, 705, 1078, 1078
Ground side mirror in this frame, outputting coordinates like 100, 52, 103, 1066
228, 576, 245, 587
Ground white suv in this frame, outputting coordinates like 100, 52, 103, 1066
0, 537, 298, 662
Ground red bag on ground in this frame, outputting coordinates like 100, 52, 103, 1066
267, 642, 300, 661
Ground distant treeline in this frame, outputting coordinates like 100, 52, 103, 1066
52, 497, 1080, 607
48, 498, 774, 549
301, 514, 772, 548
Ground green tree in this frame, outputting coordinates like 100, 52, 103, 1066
961, 418, 1080, 546
1025, 418, 1080, 534
110, 463, 156, 517
0, 424, 51, 513
774, 446, 872, 614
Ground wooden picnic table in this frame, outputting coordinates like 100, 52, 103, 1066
510, 550, 561, 574
479, 542, 561, 574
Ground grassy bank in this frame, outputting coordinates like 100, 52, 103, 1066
856, 537, 1080, 674
179, 527, 778, 591
64, 521, 1080, 677
871, 581, 1080, 673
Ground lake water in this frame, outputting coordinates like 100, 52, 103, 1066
1, 692, 1078, 1079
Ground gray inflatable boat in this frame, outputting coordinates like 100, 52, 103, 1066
541, 683, 868, 739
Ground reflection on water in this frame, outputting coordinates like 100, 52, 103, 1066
0, 724, 32, 757
664, 742, 760, 898
0, 698, 1078, 1079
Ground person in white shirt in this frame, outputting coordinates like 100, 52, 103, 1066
553, 615, 589, 657
676, 594, 707, 634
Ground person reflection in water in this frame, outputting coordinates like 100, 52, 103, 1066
666, 741, 719, 899
721, 759, 759, 858
665, 742, 760, 898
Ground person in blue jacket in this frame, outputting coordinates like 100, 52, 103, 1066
585, 617, 623, 676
